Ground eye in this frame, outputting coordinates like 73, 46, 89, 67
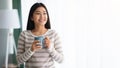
43, 12, 47, 15
36, 13, 40, 15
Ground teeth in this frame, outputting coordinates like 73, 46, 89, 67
39, 20, 43, 21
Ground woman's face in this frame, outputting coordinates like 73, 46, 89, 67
31, 6, 48, 26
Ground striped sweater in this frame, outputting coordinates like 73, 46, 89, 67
17, 29, 63, 68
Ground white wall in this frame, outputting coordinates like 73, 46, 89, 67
76, 0, 120, 68
21, 0, 120, 68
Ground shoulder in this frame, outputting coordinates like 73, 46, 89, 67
48, 29, 57, 33
48, 29, 60, 37
47, 29, 58, 35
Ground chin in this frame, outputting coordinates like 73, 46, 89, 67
39, 23, 46, 26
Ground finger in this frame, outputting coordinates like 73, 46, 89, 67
34, 40, 39, 42
45, 36, 49, 40
36, 45, 41, 48
36, 45, 42, 49
44, 40, 48, 44
34, 40, 40, 43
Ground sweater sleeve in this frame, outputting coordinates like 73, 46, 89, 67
47, 31, 64, 63
16, 31, 34, 64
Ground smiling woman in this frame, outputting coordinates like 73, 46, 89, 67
17, 2, 63, 68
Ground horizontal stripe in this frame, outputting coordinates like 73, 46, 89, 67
30, 57, 52, 61
17, 49, 24, 53
32, 54, 49, 57
18, 38, 24, 43
26, 60, 54, 66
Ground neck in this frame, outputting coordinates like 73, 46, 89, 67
32, 26, 48, 36
35, 24, 46, 30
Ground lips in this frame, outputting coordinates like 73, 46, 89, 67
38, 19, 44, 22
38, 19, 45, 21
38, 20, 46, 24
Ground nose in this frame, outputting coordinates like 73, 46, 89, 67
39, 14, 44, 19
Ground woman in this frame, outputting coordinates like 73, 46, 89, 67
17, 2, 63, 68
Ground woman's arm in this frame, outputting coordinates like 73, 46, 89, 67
16, 31, 34, 64
47, 32, 64, 63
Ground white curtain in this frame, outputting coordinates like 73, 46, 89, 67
21, 0, 120, 68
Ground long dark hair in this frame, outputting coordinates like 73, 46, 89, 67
26, 3, 51, 30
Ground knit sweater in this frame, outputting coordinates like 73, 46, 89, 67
16, 29, 63, 68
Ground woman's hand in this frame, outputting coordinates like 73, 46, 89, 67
44, 36, 51, 48
31, 40, 42, 52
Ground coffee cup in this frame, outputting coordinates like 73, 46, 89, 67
34, 36, 46, 48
